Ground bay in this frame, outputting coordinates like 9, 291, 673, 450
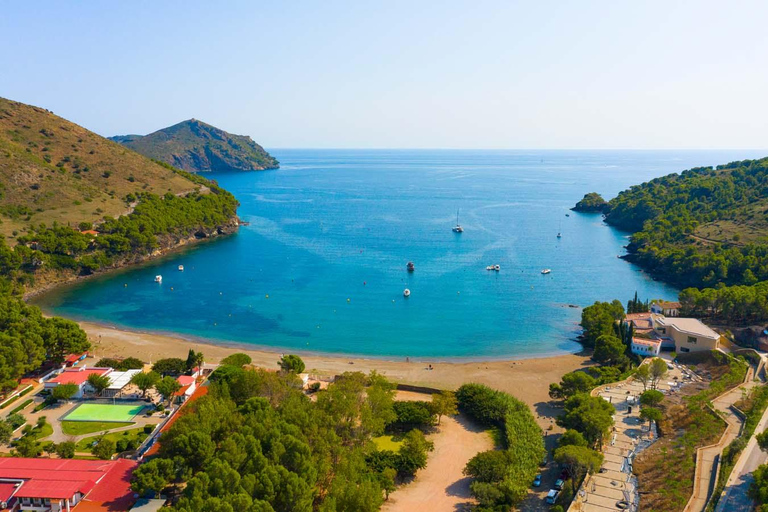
35, 149, 768, 359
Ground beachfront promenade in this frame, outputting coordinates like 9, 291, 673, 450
569, 362, 686, 512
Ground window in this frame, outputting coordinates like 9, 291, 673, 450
687, 336, 697, 344
680, 347, 690, 353
657, 327, 666, 334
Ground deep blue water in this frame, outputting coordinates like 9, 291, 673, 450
35, 150, 768, 359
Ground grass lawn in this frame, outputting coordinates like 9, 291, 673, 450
75, 426, 149, 453
373, 435, 404, 452
61, 421, 133, 436
26, 423, 53, 441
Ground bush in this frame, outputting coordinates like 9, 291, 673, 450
220, 353, 252, 367
392, 401, 435, 430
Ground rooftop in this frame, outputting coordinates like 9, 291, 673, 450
107, 369, 142, 390
48, 367, 111, 386
654, 300, 682, 309
632, 337, 661, 347
656, 317, 720, 339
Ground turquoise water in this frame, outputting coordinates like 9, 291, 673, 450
36, 150, 768, 360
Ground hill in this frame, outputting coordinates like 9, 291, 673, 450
0, 97, 201, 239
583, 157, 768, 290
110, 119, 279, 172
0, 97, 239, 291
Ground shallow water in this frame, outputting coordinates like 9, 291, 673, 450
36, 149, 768, 359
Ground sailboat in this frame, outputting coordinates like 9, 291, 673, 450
452, 209, 464, 233
557, 221, 562, 239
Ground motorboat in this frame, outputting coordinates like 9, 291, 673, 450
452, 209, 463, 233
154, 275, 163, 283
403, 288, 411, 297
178, 265, 184, 271
407, 261, 415, 272
486, 266, 494, 271
541, 269, 551, 275
494, 265, 500, 271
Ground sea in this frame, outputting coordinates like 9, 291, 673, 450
34, 149, 768, 360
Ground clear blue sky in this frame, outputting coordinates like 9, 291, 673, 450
2, 1, 767, 149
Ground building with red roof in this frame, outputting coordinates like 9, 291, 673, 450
44, 368, 112, 399
0, 458, 137, 511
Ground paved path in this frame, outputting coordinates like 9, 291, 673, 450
685, 366, 754, 512
715, 374, 768, 511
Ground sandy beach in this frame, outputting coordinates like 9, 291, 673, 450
80, 320, 591, 428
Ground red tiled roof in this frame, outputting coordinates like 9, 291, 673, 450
0, 482, 18, 503
632, 337, 661, 347
15, 480, 86, 499
177, 376, 195, 386
48, 368, 110, 386
76, 459, 138, 512
65, 353, 87, 364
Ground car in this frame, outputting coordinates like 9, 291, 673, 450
533, 474, 542, 487
540, 453, 548, 466
546, 489, 560, 504
555, 478, 565, 490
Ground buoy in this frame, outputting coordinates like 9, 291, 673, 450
170, 287, 174, 291
347, 298, 351, 303
265, 294, 269, 299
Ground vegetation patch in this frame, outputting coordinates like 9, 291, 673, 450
61, 420, 133, 436
372, 434, 404, 452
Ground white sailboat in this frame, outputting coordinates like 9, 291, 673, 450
452, 209, 463, 233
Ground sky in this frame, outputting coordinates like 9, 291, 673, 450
2, 1, 767, 150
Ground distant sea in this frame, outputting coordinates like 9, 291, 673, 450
35, 149, 768, 360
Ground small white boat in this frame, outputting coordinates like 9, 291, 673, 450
452, 209, 464, 233
541, 269, 551, 275
154, 275, 163, 283
494, 265, 500, 271
486, 265, 493, 271
178, 265, 184, 271
557, 232, 562, 239
403, 288, 411, 297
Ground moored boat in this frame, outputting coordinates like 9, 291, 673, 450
541, 269, 551, 275
407, 261, 415, 272
403, 288, 411, 297
154, 275, 163, 283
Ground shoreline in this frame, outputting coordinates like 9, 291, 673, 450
78, 319, 592, 423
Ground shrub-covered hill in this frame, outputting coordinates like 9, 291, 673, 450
110, 119, 279, 173
599, 157, 768, 288
0, 97, 239, 290
0, 97, 202, 239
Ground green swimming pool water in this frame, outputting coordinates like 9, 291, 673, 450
64, 403, 145, 422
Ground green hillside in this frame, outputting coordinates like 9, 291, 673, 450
110, 119, 279, 172
589, 157, 768, 289
0, 97, 239, 289
0, 97, 201, 239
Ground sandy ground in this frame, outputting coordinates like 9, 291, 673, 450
383, 391, 494, 512
81, 320, 590, 429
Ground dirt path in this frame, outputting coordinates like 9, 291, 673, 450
383, 412, 493, 512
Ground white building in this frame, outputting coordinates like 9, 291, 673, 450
631, 337, 661, 357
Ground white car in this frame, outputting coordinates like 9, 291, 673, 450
546, 489, 560, 504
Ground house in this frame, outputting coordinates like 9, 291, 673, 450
44, 368, 112, 399
63, 353, 88, 368
102, 370, 142, 398
653, 316, 720, 353
651, 301, 681, 317
174, 375, 197, 400
630, 337, 661, 357
625, 312, 655, 336
0, 458, 137, 512
79, 230, 99, 237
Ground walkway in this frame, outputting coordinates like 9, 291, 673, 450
684, 366, 754, 512
569, 362, 687, 512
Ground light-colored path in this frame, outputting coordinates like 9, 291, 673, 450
382, 412, 493, 512
685, 366, 754, 512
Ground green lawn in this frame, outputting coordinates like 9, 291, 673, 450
373, 435, 404, 452
64, 403, 146, 422
61, 421, 133, 436
27, 423, 53, 441
75, 426, 149, 453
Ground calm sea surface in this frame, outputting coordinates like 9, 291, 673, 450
35, 150, 768, 359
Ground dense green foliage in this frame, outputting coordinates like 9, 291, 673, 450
602, 157, 768, 290
572, 192, 608, 213
580, 300, 624, 347
556, 394, 614, 447
456, 383, 545, 510
391, 401, 436, 430
221, 353, 252, 367
95, 357, 144, 370
133, 370, 429, 511
278, 354, 306, 374
680, 281, 768, 323
750, 464, 768, 511
152, 358, 187, 376
111, 119, 279, 172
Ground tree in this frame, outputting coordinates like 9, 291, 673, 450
757, 430, 768, 453
750, 463, 768, 507
557, 394, 614, 447
221, 353, 252, 367
396, 429, 434, 477
639, 389, 664, 408
554, 445, 604, 494
93, 437, 116, 459
131, 371, 161, 398
14, 435, 40, 457
392, 401, 435, 430
56, 441, 76, 459
634, 364, 651, 391
155, 376, 181, 406
87, 373, 111, 396
550, 371, 597, 399
379, 467, 396, 500
650, 358, 668, 390
131, 458, 175, 497
640, 407, 662, 430
51, 383, 79, 402
152, 358, 187, 376
0, 422, 12, 445
580, 301, 624, 347
278, 354, 305, 374
186, 349, 204, 373
464, 450, 511, 483
593, 335, 626, 366
431, 390, 458, 425
559, 429, 588, 448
